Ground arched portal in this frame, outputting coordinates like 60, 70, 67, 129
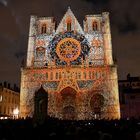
60, 87, 77, 120
34, 86, 48, 120
63, 106, 76, 120
90, 94, 104, 118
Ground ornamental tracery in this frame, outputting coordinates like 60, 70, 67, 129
88, 33, 104, 65
56, 38, 81, 63
35, 47, 45, 60
48, 32, 90, 65
35, 35, 53, 65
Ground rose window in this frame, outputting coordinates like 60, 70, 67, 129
56, 38, 81, 63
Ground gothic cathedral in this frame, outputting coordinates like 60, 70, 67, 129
20, 7, 120, 120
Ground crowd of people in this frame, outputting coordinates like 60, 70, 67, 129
0, 117, 140, 140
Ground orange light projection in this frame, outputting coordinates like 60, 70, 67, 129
92, 39, 102, 47
56, 38, 81, 63
66, 17, 72, 31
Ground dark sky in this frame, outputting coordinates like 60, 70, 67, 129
0, 0, 140, 86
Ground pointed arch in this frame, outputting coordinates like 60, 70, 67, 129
90, 94, 104, 115
55, 7, 84, 34
41, 24, 47, 34
60, 87, 77, 120
66, 17, 72, 31
36, 47, 45, 60
92, 21, 98, 31
34, 86, 48, 119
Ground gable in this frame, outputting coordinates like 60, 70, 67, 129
55, 7, 84, 34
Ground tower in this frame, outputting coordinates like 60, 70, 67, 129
20, 7, 120, 120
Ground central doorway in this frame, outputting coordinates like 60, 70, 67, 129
60, 87, 77, 120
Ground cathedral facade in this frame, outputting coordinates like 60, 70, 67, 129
20, 8, 120, 120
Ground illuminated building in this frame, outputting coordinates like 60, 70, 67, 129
0, 83, 20, 119
119, 74, 140, 119
20, 7, 120, 120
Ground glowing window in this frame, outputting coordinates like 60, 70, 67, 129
67, 18, 72, 31
36, 47, 45, 60
67, 22, 71, 31
92, 21, 98, 31
0, 95, 2, 102
41, 24, 47, 34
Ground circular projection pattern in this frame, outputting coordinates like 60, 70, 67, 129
90, 94, 104, 114
56, 38, 81, 62
48, 32, 90, 65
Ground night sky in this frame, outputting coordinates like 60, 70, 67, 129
0, 0, 140, 86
